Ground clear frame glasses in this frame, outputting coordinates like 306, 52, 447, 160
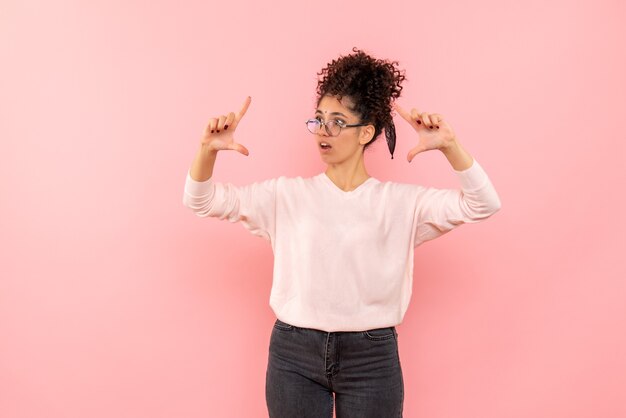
305, 118, 370, 137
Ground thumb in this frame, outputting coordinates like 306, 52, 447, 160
407, 144, 426, 163
227, 142, 250, 156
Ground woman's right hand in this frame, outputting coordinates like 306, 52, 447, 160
201, 96, 251, 156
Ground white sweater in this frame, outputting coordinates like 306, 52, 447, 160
183, 159, 501, 332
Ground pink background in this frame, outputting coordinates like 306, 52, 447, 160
1, 0, 625, 417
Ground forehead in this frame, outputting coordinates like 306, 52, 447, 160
316, 95, 357, 118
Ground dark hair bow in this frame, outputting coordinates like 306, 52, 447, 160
385, 120, 396, 159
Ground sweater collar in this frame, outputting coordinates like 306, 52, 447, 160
318, 172, 378, 195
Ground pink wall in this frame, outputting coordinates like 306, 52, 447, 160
1, 0, 625, 417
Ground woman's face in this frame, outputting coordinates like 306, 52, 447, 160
313, 95, 374, 165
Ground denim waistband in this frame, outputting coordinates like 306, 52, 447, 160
274, 318, 397, 335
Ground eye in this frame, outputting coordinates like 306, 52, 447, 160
334, 119, 346, 127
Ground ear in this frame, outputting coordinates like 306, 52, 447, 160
359, 124, 376, 145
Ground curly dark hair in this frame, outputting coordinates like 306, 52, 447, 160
316, 47, 406, 153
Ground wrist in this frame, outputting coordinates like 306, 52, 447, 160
199, 142, 219, 156
440, 138, 473, 171
440, 137, 459, 155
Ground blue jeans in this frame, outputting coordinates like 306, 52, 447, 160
266, 318, 404, 417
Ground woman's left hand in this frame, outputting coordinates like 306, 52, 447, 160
394, 104, 458, 163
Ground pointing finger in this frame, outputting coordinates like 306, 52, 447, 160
232, 96, 251, 129
231, 96, 251, 130
238, 96, 251, 117
394, 103, 414, 123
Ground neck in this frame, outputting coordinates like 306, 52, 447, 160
324, 153, 370, 192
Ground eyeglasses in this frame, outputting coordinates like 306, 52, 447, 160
305, 118, 370, 137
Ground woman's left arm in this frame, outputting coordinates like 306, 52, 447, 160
394, 103, 501, 245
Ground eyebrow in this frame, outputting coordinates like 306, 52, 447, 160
315, 109, 348, 118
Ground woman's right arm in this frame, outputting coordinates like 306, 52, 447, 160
183, 97, 278, 241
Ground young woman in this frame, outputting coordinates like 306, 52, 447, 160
183, 48, 501, 418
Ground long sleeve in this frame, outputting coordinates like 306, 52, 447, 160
414, 159, 501, 246
182, 171, 278, 241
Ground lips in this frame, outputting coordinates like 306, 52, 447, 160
319, 141, 332, 149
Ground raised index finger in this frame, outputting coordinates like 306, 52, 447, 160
237, 96, 251, 119
230, 96, 251, 131
394, 103, 414, 124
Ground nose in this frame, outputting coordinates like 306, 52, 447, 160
317, 122, 330, 137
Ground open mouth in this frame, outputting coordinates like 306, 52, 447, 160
319, 142, 332, 149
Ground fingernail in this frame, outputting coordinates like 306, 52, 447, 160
416, 120, 422, 124
211, 130, 214, 133
216, 129, 220, 133
436, 125, 440, 129
224, 125, 229, 130
429, 125, 433, 129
